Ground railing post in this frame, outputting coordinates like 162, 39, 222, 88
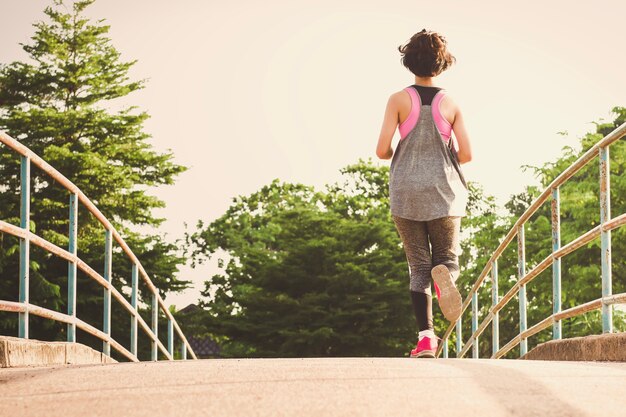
168, 317, 174, 359
455, 316, 462, 358
130, 263, 138, 357
492, 259, 499, 356
151, 293, 158, 361
518, 224, 527, 356
551, 187, 562, 340
599, 146, 613, 333
18, 155, 30, 339
443, 338, 448, 358
182, 341, 187, 360
67, 193, 78, 342
103, 228, 112, 356
472, 291, 478, 358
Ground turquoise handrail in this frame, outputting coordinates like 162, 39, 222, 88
438, 122, 626, 359
0, 130, 197, 361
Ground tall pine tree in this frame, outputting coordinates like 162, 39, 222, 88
0, 0, 189, 355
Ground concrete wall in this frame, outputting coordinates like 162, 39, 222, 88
521, 332, 626, 361
0, 336, 117, 367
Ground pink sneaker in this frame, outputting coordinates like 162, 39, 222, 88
410, 335, 439, 358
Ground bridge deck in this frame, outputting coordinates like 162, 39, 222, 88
1, 357, 625, 416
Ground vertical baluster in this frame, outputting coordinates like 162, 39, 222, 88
130, 263, 138, 357
599, 146, 613, 333
182, 341, 187, 360
103, 229, 112, 356
472, 291, 478, 358
551, 187, 562, 339
168, 318, 174, 359
67, 193, 78, 342
518, 224, 527, 356
18, 156, 30, 339
455, 316, 462, 358
151, 293, 158, 361
492, 259, 499, 356
443, 338, 448, 358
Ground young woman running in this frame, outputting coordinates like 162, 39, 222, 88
376, 29, 473, 358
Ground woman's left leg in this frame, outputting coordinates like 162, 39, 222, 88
391, 215, 434, 333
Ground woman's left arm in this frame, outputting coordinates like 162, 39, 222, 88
376, 93, 399, 160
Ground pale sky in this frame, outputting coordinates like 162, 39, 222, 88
1, 0, 625, 308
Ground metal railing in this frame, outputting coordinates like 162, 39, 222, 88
436, 122, 626, 359
0, 130, 197, 362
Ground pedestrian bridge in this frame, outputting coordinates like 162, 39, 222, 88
1, 122, 626, 416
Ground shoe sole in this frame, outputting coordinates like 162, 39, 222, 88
431, 264, 462, 323
410, 350, 435, 358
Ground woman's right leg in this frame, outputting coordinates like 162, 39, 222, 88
427, 216, 463, 322
392, 215, 433, 333
427, 216, 462, 282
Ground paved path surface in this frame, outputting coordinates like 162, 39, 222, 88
2, 357, 626, 416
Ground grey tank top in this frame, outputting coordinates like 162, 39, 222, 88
389, 88, 469, 221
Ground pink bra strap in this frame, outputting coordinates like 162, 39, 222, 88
398, 87, 420, 139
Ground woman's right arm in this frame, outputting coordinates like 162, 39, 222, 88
451, 103, 473, 164
376, 93, 400, 160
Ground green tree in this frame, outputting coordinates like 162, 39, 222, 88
0, 0, 189, 356
183, 164, 406, 357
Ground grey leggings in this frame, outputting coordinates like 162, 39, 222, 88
392, 215, 462, 296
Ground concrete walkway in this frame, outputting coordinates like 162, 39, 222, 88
2, 357, 626, 416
